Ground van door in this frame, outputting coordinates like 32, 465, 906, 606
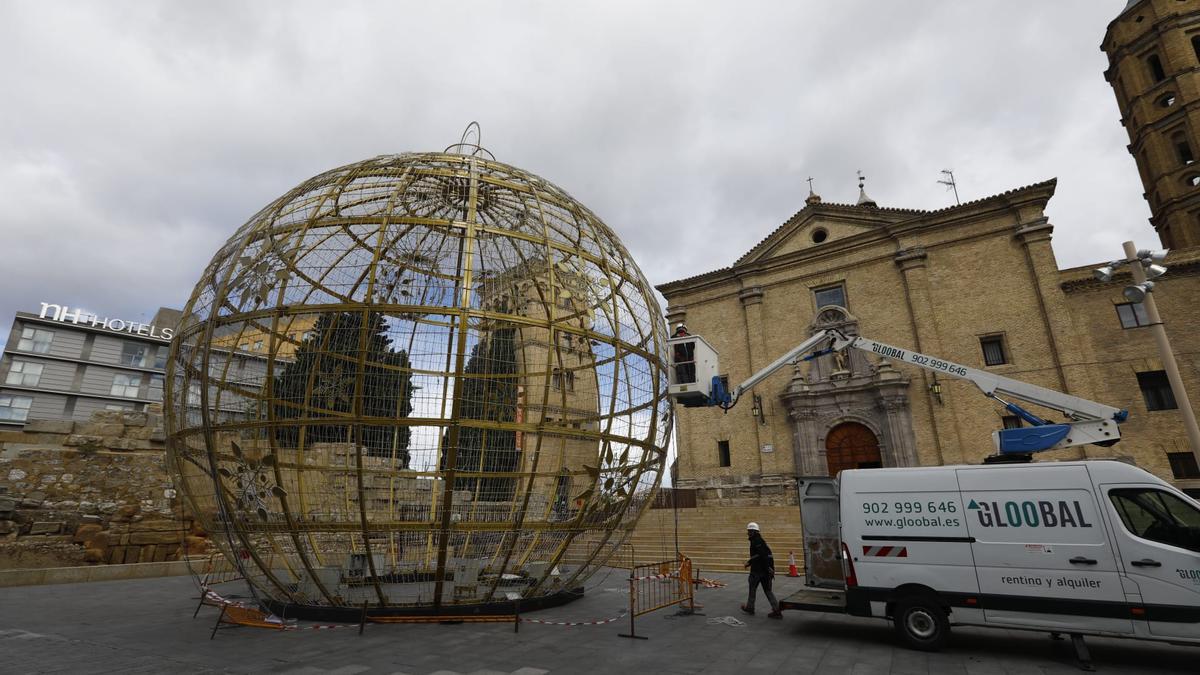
799, 477, 843, 589
1102, 484, 1200, 640
957, 465, 1132, 634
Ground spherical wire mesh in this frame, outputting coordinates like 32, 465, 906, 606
164, 139, 672, 615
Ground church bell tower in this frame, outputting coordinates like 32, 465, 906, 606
1102, 0, 1200, 249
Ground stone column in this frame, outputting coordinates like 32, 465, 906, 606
787, 405, 827, 476
894, 247, 960, 465
738, 285, 768, 478
874, 362, 919, 467
664, 304, 691, 479
1015, 218, 1103, 459
665, 306, 686, 331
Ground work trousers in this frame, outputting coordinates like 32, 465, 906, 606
746, 572, 779, 613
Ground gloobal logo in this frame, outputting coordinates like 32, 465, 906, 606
968, 499, 1093, 528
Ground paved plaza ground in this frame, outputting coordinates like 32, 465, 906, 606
1, 571, 1198, 674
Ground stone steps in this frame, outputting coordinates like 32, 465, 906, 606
627, 505, 806, 573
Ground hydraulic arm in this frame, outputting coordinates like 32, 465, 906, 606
667, 328, 1127, 455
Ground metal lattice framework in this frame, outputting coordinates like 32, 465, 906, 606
165, 128, 672, 615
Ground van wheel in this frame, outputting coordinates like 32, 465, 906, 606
892, 596, 949, 651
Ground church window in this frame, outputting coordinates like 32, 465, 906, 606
979, 335, 1007, 366
1187, 174, 1200, 187
1116, 301, 1150, 329
811, 228, 828, 244
551, 368, 575, 392
1116, 302, 1149, 328
813, 283, 847, 310
1147, 54, 1166, 83
1157, 93, 1176, 108
1137, 370, 1177, 411
717, 440, 731, 467
1168, 452, 1200, 480
1172, 131, 1194, 165
1193, 36, 1200, 64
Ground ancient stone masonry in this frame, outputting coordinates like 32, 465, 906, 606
0, 407, 208, 569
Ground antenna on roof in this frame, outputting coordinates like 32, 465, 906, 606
938, 169, 960, 205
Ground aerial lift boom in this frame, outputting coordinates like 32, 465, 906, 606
667, 327, 1127, 455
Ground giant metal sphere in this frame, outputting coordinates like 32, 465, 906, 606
165, 140, 672, 614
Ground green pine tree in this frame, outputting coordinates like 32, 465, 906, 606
442, 326, 519, 500
273, 312, 414, 465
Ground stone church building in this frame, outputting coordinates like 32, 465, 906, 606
660, 178, 1200, 504
658, 0, 1200, 507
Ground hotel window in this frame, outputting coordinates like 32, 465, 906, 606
813, 283, 847, 310
120, 343, 150, 367
154, 346, 168, 369
552, 369, 575, 392
980, 335, 1008, 366
717, 440, 731, 467
0, 395, 33, 421
5, 360, 43, 387
105, 403, 132, 411
1137, 370, 1177, 411
253, 340, 263, 351
17, 327, 53, 353
1168, 452, 1200, 480
187, 382, 202, 405
1116, 302, 1150, 329
110, 373, 142, 398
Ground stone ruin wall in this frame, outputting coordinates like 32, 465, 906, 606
0, 407, 209, 570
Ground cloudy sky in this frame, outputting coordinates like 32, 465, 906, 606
0, 1, 1148, 351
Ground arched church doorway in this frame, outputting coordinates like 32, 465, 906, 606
825, 422, 882, 475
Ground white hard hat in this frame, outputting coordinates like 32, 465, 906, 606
746, 522, 760, 531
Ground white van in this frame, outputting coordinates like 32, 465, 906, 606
781, 460, 1200, 652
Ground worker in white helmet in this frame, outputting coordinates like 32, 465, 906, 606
741, 522, 782, 618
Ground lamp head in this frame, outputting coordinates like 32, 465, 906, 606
1137, 248, 1169, 264
1123, 281, 1154, 303
1093, 265, 1114, 282
1144, 263, 1168, 280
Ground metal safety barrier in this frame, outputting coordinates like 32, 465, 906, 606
618, 555, 698, 640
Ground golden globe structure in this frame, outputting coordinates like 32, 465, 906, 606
164, 133, 672, 617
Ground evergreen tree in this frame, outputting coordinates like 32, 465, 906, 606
442, 326, 519, 500
273, 312, 414, 466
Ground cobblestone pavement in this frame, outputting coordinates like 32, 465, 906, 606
1, 571, 1197, 674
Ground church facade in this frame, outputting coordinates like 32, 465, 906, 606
658, 181, 1200, 505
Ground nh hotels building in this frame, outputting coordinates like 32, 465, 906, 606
0, 304, 183, 425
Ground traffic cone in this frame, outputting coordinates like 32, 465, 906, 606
788, 551, 799, 577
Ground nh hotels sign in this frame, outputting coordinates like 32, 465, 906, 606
38, 303, 175, 340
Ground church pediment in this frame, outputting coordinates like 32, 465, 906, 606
735, 211, 886, 266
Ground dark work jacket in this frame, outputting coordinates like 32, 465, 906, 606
747, 534, 774, 576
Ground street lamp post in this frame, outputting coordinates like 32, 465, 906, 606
1097, 242, 1200, 466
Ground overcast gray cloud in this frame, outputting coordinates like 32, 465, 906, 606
0, 1, 1148, 350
